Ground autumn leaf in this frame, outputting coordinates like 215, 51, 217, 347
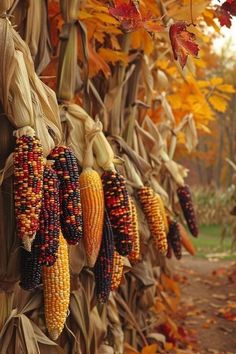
169, 22, 199, 69
141, 344, 158, 354
214, 0, 236, 28
109, 0, 162, 32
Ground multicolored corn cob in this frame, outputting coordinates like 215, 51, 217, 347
102, 170, 132, 256
48, 146, 83, 245
38, 166, 60, 266
167, 220, 182, 260
14, 134, 44, 251
79, 168, 104, 267
137, 186, 167, 255
43, 233, 70, 340
155, 194, 169, 233
111, 250, 124, 291
93, 210, 115, 303
20, 232, 42, 290
128, 197, 140, 264
177, 184, 198, 237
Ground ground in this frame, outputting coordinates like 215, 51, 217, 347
173, 256, 236, 354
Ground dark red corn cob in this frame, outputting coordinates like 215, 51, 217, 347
93, 210, 115, 303
102, 170, 132, 256
20, 232, 42, 290
14, 135, 44, 251
48, 146, 83, 245
167, 220, 182, 260
37, 166, 60, 266
166, 240, 172, 259
177, 184, 198, 237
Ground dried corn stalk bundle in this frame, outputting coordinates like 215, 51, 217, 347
20, 232, 42, 290
43, 233, 70, 341
93, 210, 115, 303
38, 165, 60, 266
137, 186, 167, 255
102, 170, 132, 256
48, 146, 83, 245
167, 220, 182, 260
13, 127, 44, 251
128, 197, 140, 264
79, 168, 104, 267
111, 251, 124, 291
177, 184, 199, 237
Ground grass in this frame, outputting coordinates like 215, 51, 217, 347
190, 224, 236, 260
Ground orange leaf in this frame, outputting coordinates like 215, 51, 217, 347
141, 344, 158, 354
161, 273, 180, 298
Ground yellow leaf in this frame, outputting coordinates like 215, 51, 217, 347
96, 13, 119, 25
161, 273, 180, 297
210, 77, 223, 86
164, 342, 174, 350
209, 95, 228, 112
98, 48, 129, 65
141, 344, 158, 354
217, 84, 236, 93
197, 123, 211, 133
197, 80, 210, 88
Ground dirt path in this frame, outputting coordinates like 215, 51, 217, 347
172, 257, 236, 354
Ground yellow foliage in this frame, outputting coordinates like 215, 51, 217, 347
141, 344, 159, 354
98, 48, 129, 65
208, 95, 228, 112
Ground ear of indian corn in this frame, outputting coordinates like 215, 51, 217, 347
14, 134, 44, 251
43, 233, 70, 341
93, 209, 115, 303
48, 146, 83, 245
167, 220, 182, 260
137, 186, 167, 255
178, 222, 196, 256
102, 170, 132, 256
79, 168, 104, 267
20, 232, 42, 290
38, 166, 60, 266
128, 197, 140, 264
177, 184, 198, 237
155, 193, 169, 233
111, 251, 124, 291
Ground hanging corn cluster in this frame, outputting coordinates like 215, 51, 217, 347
43, 233, 70, 341
128, 197, 140, 264
177, 184, 199, 237
137, 186, 167, 255
38, 166, 60, 266
79, 168, 104, 267
93, 210, 115, 303
102, 170, 132, 256
14, 130, 44, 251
167, 220, 182, 260
20, 232, 42, 290
48, 146, 83, 245
111, 251, 124, 291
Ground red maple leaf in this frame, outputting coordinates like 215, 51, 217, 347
214, 0, 236, 28
109, 0, 162, 32
169, 22, 199, 69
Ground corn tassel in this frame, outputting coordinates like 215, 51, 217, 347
43, 233, 70, 340
79, 168, 104, 267
14, 134, 44, 251
128, 197, 140, 264
177, 184, 198, 237
137, 186, 167, 255
48, 146, 83, 245
93, 210, 115, 303
102, 170, 132, 256
111, 251, 124, 291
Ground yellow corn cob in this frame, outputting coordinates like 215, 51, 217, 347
155, 193, 169, 233
137, 186, 167, 255
111, 251, 124, 291
128, 197, 140, 264
43, 233, 70, 340
79, 168, 104, 267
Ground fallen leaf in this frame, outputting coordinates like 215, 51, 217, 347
169, 22, 199, 68
141, 344, 158, 354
